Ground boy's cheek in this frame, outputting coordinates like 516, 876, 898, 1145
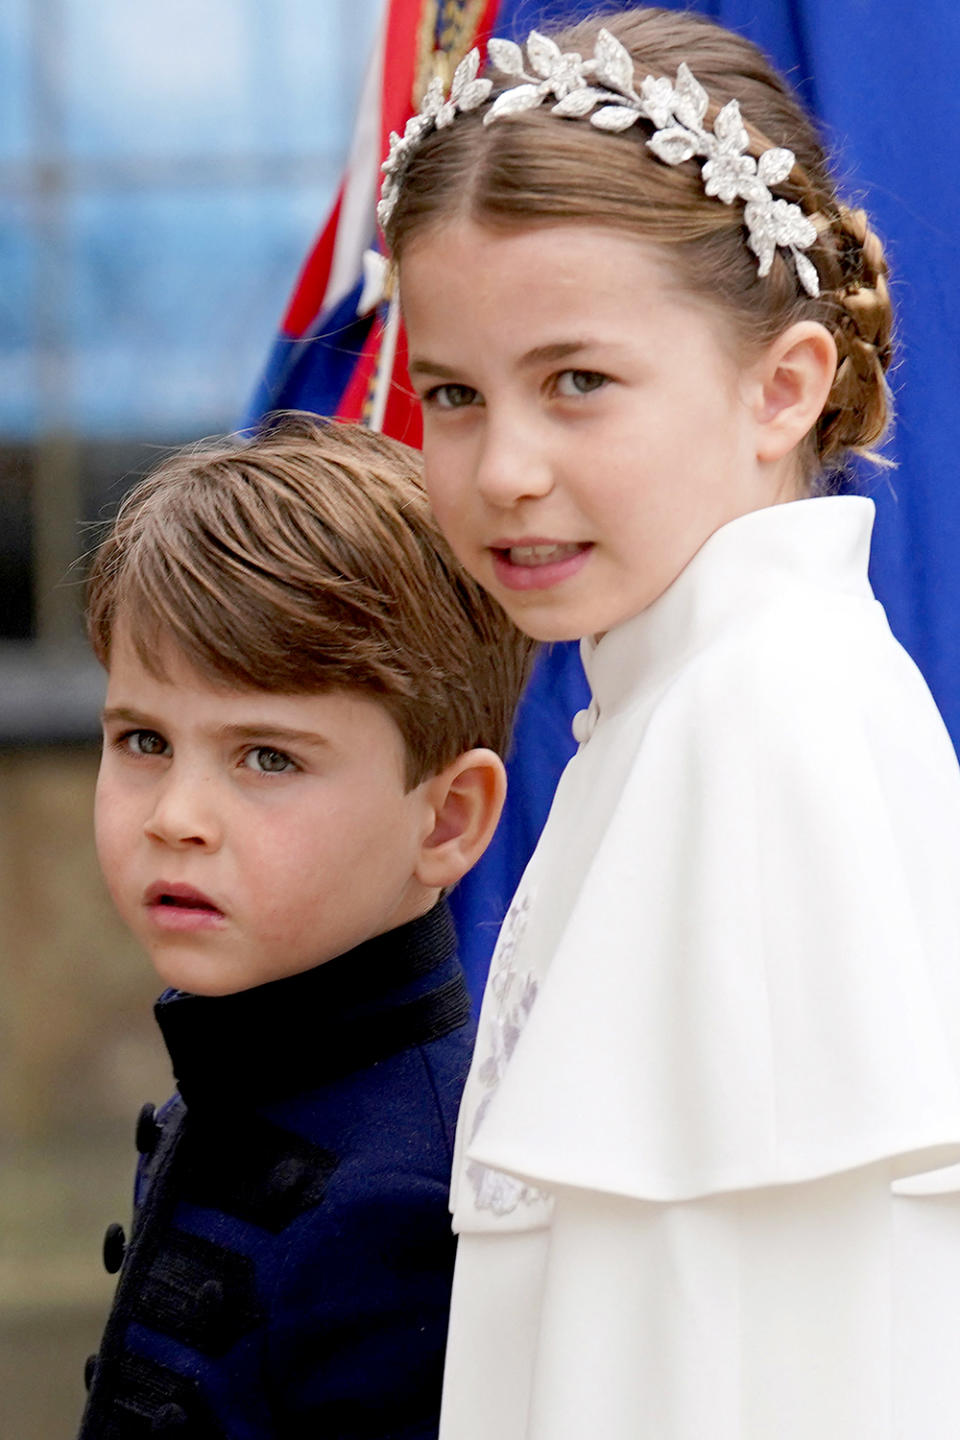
94, 779, 120, 862
94, 829, 128, 914
94, 781, 137, 903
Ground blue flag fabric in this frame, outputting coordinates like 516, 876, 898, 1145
249, 0, 960, 1005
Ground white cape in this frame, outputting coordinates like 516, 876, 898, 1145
441, 498, 960, 1440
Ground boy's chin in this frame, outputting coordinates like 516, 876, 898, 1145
145, 943, 263, 998
143, 937, 344, 997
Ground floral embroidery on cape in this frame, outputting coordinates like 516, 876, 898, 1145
466, 892, 547, 1215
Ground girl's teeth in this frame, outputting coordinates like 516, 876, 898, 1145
508, 543, 580, 566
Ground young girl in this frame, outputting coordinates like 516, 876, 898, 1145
381, 8, 960, 1437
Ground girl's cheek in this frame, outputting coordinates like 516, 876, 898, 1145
422, 479, 459, 528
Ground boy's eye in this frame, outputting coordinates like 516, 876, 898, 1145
243, 746, 296, 775
122, 729, 170, 757
424, 382, 480, 410
554, 369, 609, 397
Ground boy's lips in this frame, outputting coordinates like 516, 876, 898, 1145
144, 881, 226, 932
489, 539, 592, 591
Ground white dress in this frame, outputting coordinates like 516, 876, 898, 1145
440, 497, 960, 1440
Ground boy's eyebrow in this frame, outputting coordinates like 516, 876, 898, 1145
215, 723, 332, 749
100, 708, 331, 749
409, 340, 599, 379
101, 705, 155, 727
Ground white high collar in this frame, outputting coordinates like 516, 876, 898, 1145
580, 496, 876, 720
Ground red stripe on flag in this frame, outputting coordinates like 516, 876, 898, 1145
382, 0, 426, 159
373, 0, 504, 446
382, 321, 423, 448
476, 0, 503, 47
381, 0, 504, 160
336, 313, 422, 447
337, 323, 382, 422
281, 183, 345, 337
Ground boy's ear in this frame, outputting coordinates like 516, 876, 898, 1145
750, 320, 837, 465
415, 748, 507, 891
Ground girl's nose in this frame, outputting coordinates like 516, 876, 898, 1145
474, 415, 554, 507
144, 771, 222, 850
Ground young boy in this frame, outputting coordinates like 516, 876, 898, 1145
76, 416, 534, 1440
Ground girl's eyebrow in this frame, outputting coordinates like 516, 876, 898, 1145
519, 340, 595, 367
409, 339, 600, 379
407, 357, 458, 380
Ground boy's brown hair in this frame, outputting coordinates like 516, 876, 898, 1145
86, 414, 536, 786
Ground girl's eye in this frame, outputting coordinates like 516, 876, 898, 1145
554, 369, 609, 397
243, 746, 297, 775
121, 729, 170, 757
424, 382, 480, 410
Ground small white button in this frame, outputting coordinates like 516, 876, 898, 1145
571, 703, 598, 743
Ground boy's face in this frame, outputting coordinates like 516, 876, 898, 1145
95, 630, 438, 995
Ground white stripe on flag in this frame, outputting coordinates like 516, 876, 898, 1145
325, 0, 389, 314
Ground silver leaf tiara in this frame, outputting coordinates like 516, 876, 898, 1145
378, 28, 820, 298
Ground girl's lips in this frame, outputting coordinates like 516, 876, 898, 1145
490, 541, 592, 591
143, 881, 226, 932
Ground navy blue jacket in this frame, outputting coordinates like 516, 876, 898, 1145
78, 902, 475, 1439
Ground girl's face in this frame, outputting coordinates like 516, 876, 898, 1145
401, 220, 794, 641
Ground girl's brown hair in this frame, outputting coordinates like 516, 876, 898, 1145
385, 6, 893, 479
86, 415, 536, 787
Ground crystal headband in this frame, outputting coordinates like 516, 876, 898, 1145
378, 28, 820, 298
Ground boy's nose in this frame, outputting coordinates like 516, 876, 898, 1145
144, 772, 222, 850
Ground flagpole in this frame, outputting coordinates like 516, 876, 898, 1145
367, 293, 401, 434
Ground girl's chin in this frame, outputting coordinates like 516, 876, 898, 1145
494, 602, 591, 645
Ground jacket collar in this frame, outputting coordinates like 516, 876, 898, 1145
154, 900, 467, 1108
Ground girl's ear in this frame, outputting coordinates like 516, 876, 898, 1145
751, 321, 837, 465
414, 748, 507, 891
